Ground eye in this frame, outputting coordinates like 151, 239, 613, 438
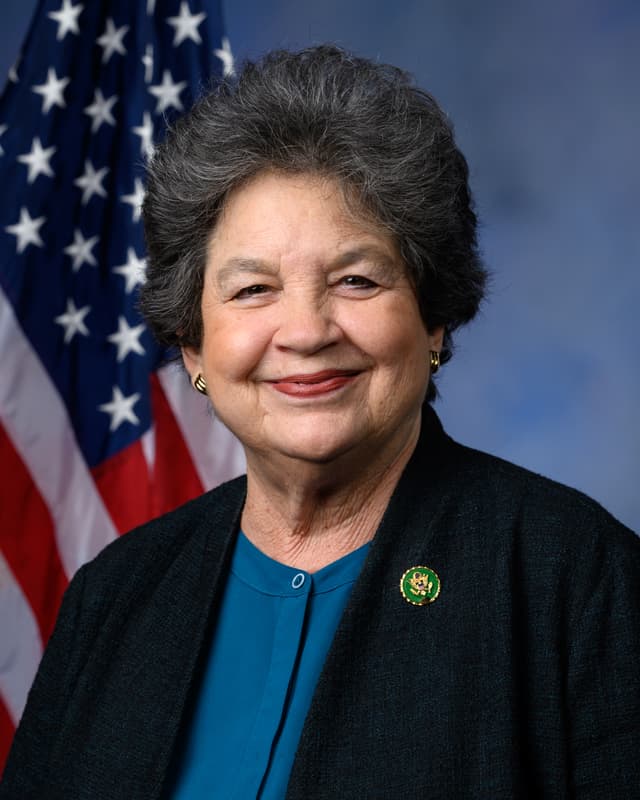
233, 284, 269, 300
339, 275, 378, 289
335, 274, 380, 297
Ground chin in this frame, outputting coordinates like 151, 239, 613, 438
267, 423, 363, 466
276, 438, 354, 465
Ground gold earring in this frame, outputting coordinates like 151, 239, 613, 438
193, 373, 207, 395
429, 351, 440, 374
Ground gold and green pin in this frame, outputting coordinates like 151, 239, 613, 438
400, 565, 441, 605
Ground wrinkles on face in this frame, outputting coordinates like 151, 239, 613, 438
182, 171, 442, 566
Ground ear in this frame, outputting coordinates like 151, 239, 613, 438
181, 345, 203, 385
427, 325, 444, 353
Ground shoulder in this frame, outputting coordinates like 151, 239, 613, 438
73, 475, 247, 597
437, 438, 639, 592
42, 475, 247, 670
454, 440, 634, 535
418, 405, 637, 551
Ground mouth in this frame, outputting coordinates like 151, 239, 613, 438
268, 369, 361, 397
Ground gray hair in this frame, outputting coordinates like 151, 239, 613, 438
141, 45, 487, 400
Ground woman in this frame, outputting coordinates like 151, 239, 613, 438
2, 46, 639, 799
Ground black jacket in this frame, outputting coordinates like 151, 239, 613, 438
2, 408, 639, 799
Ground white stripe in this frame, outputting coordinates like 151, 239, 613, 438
157, 363, 245, 489
0, 287, 118, 578
0, 553, 42, 725
141, 425, 156, 472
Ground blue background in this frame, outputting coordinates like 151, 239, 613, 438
3, 0, 639, 532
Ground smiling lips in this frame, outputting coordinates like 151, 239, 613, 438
269, 369, 361, 397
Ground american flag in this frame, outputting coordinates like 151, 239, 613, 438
0, 0, 244, 770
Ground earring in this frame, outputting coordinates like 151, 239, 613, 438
429, 351, 440, 374
193, 373, 207, 395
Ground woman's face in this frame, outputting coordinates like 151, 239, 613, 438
183, 171, 442, 470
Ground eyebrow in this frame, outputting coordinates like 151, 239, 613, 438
215, 258, 279, 287
214, 245, 400, 286
328, 246, 399, 277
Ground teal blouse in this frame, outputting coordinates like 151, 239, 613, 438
169, 532, 369, 798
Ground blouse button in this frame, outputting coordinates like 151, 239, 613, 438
291, 572, 305, 589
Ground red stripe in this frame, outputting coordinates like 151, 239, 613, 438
0, 423, 68, 645
91, 439, 153, 535
0, 696, 15, 778
149, 372, 204, 516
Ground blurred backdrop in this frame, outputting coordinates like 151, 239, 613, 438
2, 0, 638, 531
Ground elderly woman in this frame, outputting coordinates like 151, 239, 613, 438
2, 46, 639, 800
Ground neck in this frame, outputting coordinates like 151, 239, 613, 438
240, 417, 420, 572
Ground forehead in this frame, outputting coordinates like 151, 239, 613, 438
208, 171, 398, 264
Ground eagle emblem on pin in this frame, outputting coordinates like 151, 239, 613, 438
400, 565, 441, 605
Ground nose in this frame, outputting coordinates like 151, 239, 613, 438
271, 293, 342, 355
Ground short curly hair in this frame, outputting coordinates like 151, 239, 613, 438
141, 45, 487, 400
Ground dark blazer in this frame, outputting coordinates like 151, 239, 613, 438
2, 408, 639, 799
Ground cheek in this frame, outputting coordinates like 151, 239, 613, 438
369, 319, 431, 410
202, 314, 271, 380
391, 321, 426, 359
360, 303, 429, 366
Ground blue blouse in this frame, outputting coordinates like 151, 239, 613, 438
170, 532, 369, 799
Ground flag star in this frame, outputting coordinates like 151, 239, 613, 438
17, 137, 56, 183
149, 70, 187, 113
113, 248, 146, 293
132, 111, 155, 160
84, 88, 117, 133
0, 125, 7, 156
8, 57, 20, 84
97, 18, 129, 63
64, 229, 99, 271
107, 316, 146, 362
147, 0, 156, 13
32, 68, 70, 114
121, 178, 145, 223
5, 207, 45, 253
54, 298, 91, 343
214, 36, 235, 77
166, 2, 206, 46
74, 159, 109, 205
142, 44, 154, 83
48, 0, 83, 41
99, 386, 141, 431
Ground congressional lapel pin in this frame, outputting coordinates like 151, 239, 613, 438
400, 565, 441, 605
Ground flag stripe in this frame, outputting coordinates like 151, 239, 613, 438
0, 422, 68, 645
0, 697, 15, 776
91, 440, 154, 535
0, 552, 43, 726
149, 372, 205, 516
158, 364, 245, 490
0, 287, 117, 577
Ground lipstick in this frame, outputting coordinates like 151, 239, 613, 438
269, 370, 360, 397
